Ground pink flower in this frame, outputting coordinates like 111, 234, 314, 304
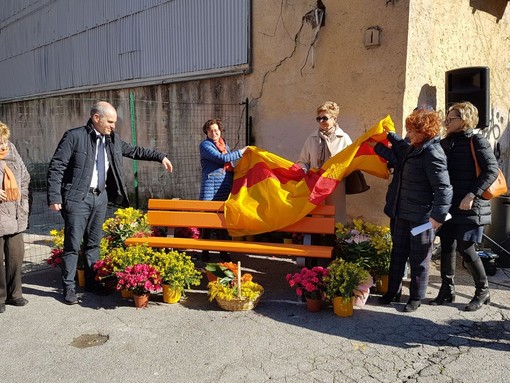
115, 263, 162, 295
286, 266, 328, 300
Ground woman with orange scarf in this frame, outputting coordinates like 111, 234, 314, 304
199, 119, 247, 262
0, 121, 30, 313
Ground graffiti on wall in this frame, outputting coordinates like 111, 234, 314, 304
480, 106, 509, 167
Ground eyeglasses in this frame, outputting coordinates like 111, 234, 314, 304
316, 116, 331, 123
445, 117, 461, 125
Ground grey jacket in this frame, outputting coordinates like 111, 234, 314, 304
0, 142, 30, 236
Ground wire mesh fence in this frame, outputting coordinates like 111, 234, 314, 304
2, 96, 248, 273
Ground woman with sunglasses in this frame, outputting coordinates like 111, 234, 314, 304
297, 101, 352, 224
431, 102, 499, 311
199, 119, 247, 262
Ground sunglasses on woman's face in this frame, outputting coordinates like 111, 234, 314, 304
316, 116, 330, 123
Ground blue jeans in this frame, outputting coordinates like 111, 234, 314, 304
60, 191, 108, 291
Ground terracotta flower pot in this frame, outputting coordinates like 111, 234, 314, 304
305, 297, 322, 312
133, 293, 149, 308
333, 296, 354, 317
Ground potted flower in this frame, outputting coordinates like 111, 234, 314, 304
102, 207, 154, 250
47, 228, 64, 268
206, 262, 264, 311
324, 258, 371, 317
286, 266, 328, 312
93, 243, 155, 295
151, 249, 202, 303
115, 263, 162, 308
335, 218, 391, 293
47, 228, 87, 287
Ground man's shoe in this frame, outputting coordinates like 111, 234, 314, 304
0, 304, 5, 313
403, 300, 421, 312
64, 289, 79, 305
6, 297, 29, 306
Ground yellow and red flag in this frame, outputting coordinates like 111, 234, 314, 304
224, 115, 395, 236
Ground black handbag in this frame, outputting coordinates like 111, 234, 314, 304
345, 170, 370, 195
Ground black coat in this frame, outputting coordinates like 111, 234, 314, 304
440, 130, 499, 226
374, 132, 409, 219
389, 135, 453, 224
47, 119, 166, 207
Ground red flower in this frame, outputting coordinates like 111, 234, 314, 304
47, 249, 63, 268
115, 263, 162, 295
286, 266, 329, 300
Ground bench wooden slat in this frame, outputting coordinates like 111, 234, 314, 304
147, 199, 335, 216
149, 199, 225, 212
147, 211, 335, 234
125, 237, 333, 258
148, 211, 225, 228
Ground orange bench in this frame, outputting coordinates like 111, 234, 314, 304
125, 199, 336, 260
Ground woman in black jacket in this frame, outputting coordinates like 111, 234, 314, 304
377, 108, 452, 312
431, 102, 499, 311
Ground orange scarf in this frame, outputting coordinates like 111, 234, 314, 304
214, 137, 234, 172
0, 145, 21, 201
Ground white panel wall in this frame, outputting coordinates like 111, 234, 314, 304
0, 0, 251, 101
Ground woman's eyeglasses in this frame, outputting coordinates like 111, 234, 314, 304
316, 116, 330, 123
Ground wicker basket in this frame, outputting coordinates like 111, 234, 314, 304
215, 291, 264, 311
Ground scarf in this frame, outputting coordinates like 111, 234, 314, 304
0, 145, 21, 201
317, 125, 337, 167
214, 137, 234, 172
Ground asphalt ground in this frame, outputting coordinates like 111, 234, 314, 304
1, 252, 509, 383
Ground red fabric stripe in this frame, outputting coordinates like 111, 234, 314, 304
309, 177, 339, 205
231, 162, 306, 194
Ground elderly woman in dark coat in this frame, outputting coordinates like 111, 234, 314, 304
377, 109, 453, 312
199, 119, 246, 261
0, 121, 30, 313
431, 102, 499, 311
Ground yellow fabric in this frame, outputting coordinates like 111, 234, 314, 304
225, 115, 395, 236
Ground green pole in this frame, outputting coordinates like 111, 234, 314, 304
129, 91, 139, 208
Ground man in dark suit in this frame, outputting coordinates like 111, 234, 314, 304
47, 101, 173, 304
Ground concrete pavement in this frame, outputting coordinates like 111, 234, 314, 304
1, 253, 509, 383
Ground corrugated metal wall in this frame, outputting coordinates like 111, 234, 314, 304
0, 0, 250, 101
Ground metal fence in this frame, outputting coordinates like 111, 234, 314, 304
14, 96, 249, 273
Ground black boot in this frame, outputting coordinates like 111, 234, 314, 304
430, 251, 456, 305
464, 258, 490, 311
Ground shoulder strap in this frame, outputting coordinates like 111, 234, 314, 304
469, 137, 481, 177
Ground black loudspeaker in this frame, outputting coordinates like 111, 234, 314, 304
445, 66, 490, 129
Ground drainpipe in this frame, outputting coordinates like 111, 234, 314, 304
129, 91, 139, 208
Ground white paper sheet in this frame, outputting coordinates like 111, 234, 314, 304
411, 213, 452, 236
